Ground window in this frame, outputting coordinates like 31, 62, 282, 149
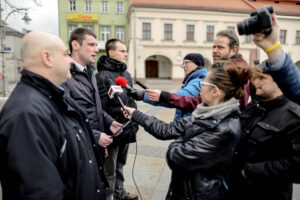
84, 25, 93, 31
164, 24, 173, 40
186, 25, 194, 41
206, 25, 214, 41
116, 2, 124, 14
69, 25, 77, 36
296, 31, 300, 44
142, 23, 151, 40
85, 1, 92, 12
227, 26, 235, 31
279, 29, 287, 44
244, 35, 251, 43
100, 26, 110, 42
101, 1, 108, 13
69, 0, 76, 11
116, 26, 124, 41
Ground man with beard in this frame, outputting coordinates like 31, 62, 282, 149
143, 29, 251, 111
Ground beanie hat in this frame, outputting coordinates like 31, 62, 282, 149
183, 53, 205, 67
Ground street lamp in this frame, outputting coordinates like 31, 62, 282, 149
0, 1, 31, 96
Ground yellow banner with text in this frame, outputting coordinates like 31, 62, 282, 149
67, 13, 98, 22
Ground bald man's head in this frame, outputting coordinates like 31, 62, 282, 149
21, 32, 61, 63
20, 32, 73, 86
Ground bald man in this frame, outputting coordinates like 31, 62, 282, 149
0, 32, 107, 200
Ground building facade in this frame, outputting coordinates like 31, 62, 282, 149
127, 0, 300, 81
58, 0, 129, 55
0, 26, 24, 94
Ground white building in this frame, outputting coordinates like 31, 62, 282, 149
127, 0, 300, 81
0, 26, 24, 86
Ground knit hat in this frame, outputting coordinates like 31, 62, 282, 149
183, 53, 205, 67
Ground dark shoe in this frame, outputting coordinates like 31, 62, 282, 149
120, 192, 138, 200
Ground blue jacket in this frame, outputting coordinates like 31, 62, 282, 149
144, 68, 207, 121
263, 53, 300, 104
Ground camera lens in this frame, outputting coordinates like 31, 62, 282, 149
237, 21, 245, 35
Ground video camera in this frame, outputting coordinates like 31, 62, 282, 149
237, 6, 274, 36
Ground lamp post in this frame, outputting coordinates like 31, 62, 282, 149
0, 0, 31, 96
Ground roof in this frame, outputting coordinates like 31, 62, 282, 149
1, 22, 25, 38
130, 0, 300, 16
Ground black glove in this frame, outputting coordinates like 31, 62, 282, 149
129, 89, 145, 101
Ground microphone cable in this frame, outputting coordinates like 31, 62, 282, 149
132, 139, 142, 200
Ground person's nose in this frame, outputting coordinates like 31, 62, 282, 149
213, 47, 218, 53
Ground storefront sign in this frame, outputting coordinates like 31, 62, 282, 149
67, 13, 98, 22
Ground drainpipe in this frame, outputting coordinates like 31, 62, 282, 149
132, 6, 137, 82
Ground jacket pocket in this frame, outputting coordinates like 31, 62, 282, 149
249, 122, 281, 144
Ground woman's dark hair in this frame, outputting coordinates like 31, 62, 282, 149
209, 61, 253, 101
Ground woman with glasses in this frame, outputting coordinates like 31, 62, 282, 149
143, 53, 207, 121
122, 61, 253, 200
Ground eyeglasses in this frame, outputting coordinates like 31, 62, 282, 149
181, 60, 193, 68
199, 81, 218, 88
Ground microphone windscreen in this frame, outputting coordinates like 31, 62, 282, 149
107, 79, 114, 86
115, 77, 127, 88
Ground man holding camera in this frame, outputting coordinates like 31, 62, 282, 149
252, 13, 300, 104
228, 10, 300, 200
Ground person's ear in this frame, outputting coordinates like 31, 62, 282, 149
230, 46, 238, 57
108, 49, 114, 58
212, 88, 222, 97
71, 40, 79, 51
41, 50, 52, 67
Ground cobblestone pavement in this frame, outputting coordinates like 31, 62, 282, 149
1, 79, 300, 200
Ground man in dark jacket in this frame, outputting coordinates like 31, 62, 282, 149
96, 39, 139, 200
0, 32, 107, 199
228, 68, 300, 200
64, 28, 123, 163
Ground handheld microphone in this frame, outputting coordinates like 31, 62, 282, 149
108, 80, 123, 99
135, 80, 149, 89
107, 79, 130, 118
115, 76, 135, 93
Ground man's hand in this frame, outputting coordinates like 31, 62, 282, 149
121, 106, 136, 119
110, 121, 123, 136
146, 89, 162, 102
252, 13, 279, 50
252, 13, 283, 61
98, 132, 113, 147
130, 89, 145, 101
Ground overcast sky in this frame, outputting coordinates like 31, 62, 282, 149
3, 0, 59, 35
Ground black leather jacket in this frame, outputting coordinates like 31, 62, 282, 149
0, 70, 107, 200
229, 95, 300, 200
96, 56, 138, 145
132, 107, 241, 200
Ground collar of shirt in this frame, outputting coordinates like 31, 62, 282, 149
74, 61, 87, 72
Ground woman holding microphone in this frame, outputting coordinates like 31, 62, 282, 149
122, 61, 253, 200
